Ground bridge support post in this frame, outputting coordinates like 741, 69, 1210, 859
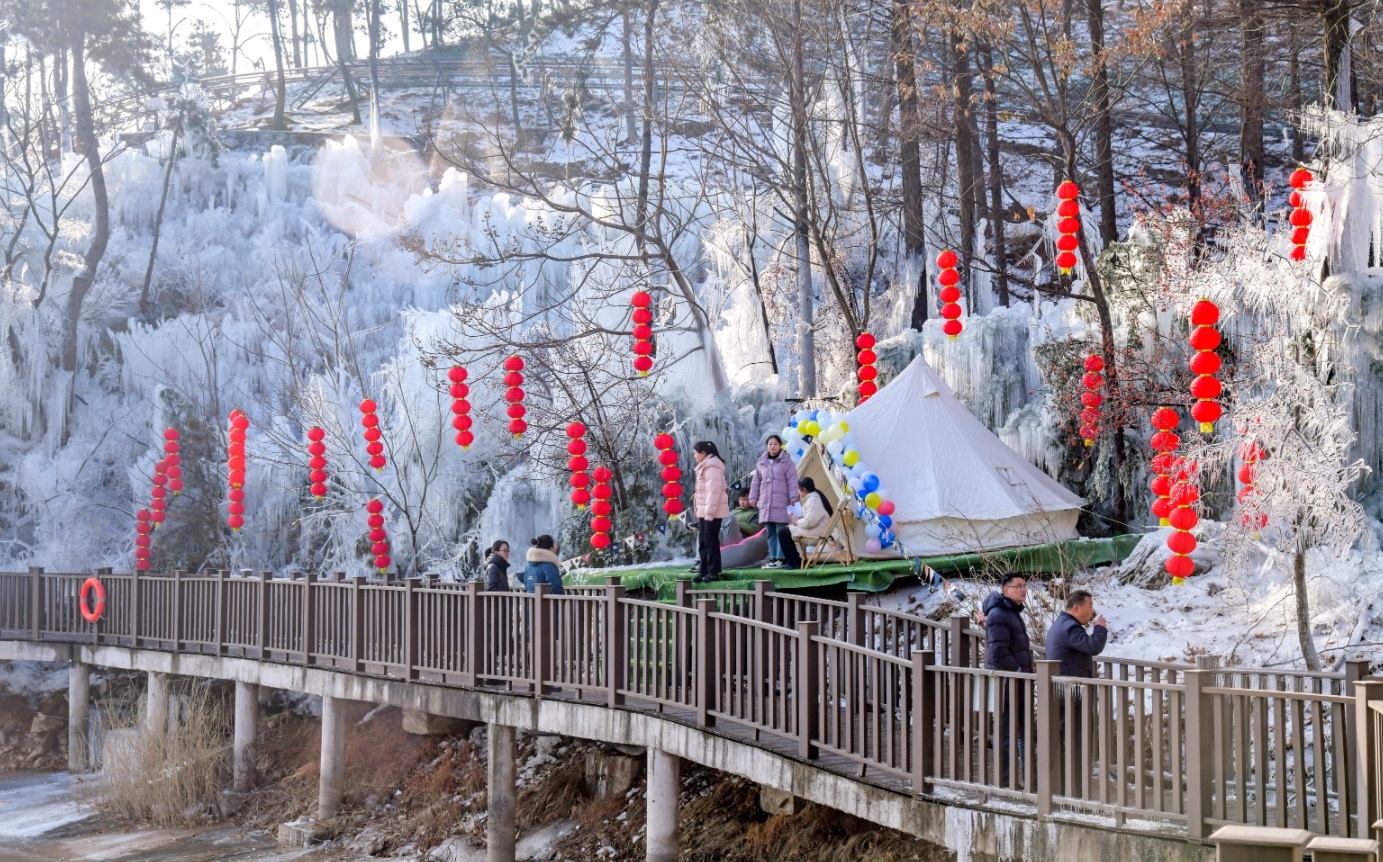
233, 681, 259, 792
487, 723, 516, 862
144, 671, 169, 734
68, 660, 89, 773
317, 694, 347, 821
645, 747, 680, 862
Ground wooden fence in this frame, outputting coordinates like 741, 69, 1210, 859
0, 567, 1376, 842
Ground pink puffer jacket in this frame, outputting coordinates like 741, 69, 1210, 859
693, 456, 730, 520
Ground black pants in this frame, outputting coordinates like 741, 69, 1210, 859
697, 517, 723, 580
777, 524, 802, 569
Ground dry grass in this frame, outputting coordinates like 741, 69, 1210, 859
517, 754, 589, 828
93, 684, 231, 827
389, 737, 487, 850
235, 710, 321, 828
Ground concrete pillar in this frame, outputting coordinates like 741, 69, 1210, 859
233, 681, 259, 792
486, 723, 516, 862
317, 695, 347, 821
645, 747, 680, 862
144, 671, 169, 734
67, 661, 89, 773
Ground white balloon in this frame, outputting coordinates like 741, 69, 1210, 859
826, 439, 844, 455
865, 523, 882, 539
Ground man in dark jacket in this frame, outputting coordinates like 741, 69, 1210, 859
1045, 589, 1109, 791
483, 540, 511, 591
983, 573, 1033, 672
981, 573, 1031, 785
1045, 589, 1108, 677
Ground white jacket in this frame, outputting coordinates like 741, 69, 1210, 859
789, 492, 831, 539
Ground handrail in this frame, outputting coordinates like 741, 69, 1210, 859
0, 567, 1373, 842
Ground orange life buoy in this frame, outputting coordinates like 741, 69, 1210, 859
79, 577, 105, 624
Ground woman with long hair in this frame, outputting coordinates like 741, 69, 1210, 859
789, 477, 834, 541
691, 440, 729, 582
748, 434, 797, 569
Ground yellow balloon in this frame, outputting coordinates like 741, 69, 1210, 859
837, 421, 849, 433
843, 450, 859, 467
865, 492, 882, 509
803, 421, 820, 437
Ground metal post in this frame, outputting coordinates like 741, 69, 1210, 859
28, 566, 42, 640
911, 649, 935, 794
350, 574, 365, 672
465, 581, 483, 688
171, 568, 184, 649
796, 620, 819, 760
1036, 659, 1057, 816
606, 577, 627, 707
131, 565, 142, 647
532, 582, 550, 695
300, 571, 315, 665
256, 570, 271, 658
402, 576, 417, 680
695, 599, 716, 727
214, 569, 227, 654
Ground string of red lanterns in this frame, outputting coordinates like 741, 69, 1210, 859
360, 398, 386, 471
366, 498, 390, 573
655, 433, 684, 518
567, 422, 590, 510
1189, 300, 1223, 433
1149, 407, 1181, 527
590, 465, 613, 549
1165, 462, 1200, 586
504, 355, 527, 438
1288, 168, 1313, 262
1055, 181, 1081, 275
134, 508, 152, 570
164, 429, 182, 496
1078, 354, 1105, 448
150, 457, 169, 528
227, 410, 248, 532
856, 332, 878, 402
936, 250, 963, 339
307, 427, 328, 499
631, 291, 654, 377
449, 366, 474, 449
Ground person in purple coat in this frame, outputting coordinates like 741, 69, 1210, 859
749, 435, 798, 569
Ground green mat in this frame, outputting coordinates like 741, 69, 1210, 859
566, 534, 1143, 600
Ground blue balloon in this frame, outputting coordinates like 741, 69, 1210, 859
862, 473, 880, 493
878, 514, 892, 529
881, 529, 895, 546
856, 489, 867, 501
789, 418, 798, 428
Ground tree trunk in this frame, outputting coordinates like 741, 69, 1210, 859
792, 0, 816, 398
622, 6, 637, 144
368, 0, 383, 147
54, 47, 70, 152
1294, 546, 1322, 670
506, 52, 522, 131
399, 0, 410, 54
634, 0, 658, 239
139, 122, 181, 319
892, 0, 928, 329
980, 44, 1008, 307
63, 37, 110, 381
1323, 0, 1353, 111
335, 0, 362, 124
952, 28, 977, 306
287, 0, 302, 67
1178, 0, 1200, 219
1085, 0, 1117, 245
266, 0, 288, 131
1239, 0, 1265, 211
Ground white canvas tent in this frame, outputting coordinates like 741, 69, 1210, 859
798, 355, 1083, 558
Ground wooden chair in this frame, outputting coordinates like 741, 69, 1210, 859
793, 505, 857, 568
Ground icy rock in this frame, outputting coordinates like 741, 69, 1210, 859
427, 837, 485, 862
515, 820, 579, 861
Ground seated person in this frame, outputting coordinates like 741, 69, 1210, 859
730, 492, 760, 537
788, 477, 833, 541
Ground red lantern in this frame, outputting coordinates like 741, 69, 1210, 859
1188, 299, 1222, 434
305, 426, 328, 499
1166, 465, 1200, 585
856, 331, 878, 403
655, 432, 682, 519
631, 291, 655, 377
360, 398, 387, 471
590, 465, 613, 550
227, 410, 248, 531
162, 428, 181, 495
1079, 353, 1104, 448
449, 366, 473, 450
1150, 408, 1181, 527
134, 507, 153, 569
566, 420, 590, 509
367, 498, 390, 573
936, 250, 963, 339
503, 356, 526, 437
1237, 440, 1267, 533
1055, 181, 1081, 275
1289, 168, 1313, 262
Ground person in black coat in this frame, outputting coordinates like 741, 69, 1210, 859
982, 573, 1033, 673
483, 540, 512, 591
1045, 589, 1108, 677
980, 572, 1032, 786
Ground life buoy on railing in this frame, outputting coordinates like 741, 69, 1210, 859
78, 577, 105, 624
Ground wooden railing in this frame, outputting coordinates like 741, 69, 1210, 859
0, 567, 1376, 842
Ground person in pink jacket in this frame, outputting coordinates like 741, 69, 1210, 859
748, 434, 798, 569
692, 441, 730, 582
